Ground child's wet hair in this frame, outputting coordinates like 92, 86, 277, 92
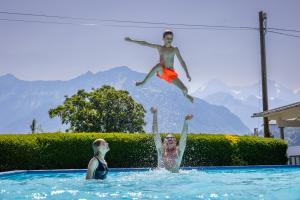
92, 139, 105, 156
93, 139, 103, 147
163, 30, 173, 38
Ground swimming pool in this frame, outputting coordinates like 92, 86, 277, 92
0, 166, 299, 200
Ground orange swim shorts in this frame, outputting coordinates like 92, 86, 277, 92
156, 66, 178, 83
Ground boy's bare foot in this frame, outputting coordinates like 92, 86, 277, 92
136, 81, 144, 86
186, 94, 194, 103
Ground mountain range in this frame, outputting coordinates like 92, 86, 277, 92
0, 66, 249, 134
193, 79, 300, 130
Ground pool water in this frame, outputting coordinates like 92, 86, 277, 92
0, 167, 300, 200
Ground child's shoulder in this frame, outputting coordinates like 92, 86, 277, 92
172, 46, 180, 53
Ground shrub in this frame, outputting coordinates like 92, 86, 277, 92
0, 133, 287, 171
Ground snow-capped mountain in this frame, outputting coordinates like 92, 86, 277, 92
0, 66, 249, 134
193, 79, 300, 130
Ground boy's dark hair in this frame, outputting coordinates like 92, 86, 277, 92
163, 30, 173, 38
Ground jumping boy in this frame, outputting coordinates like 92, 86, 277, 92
125, 30, 194, 102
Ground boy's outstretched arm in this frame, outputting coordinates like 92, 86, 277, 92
175, 47, 191, 81
125, 37, 161, 49
178, 114, 193, 162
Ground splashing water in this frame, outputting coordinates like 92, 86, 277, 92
1, 167, 300, 200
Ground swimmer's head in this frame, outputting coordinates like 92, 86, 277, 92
163, 30, 173, 46
92, 138, 110, 156
163, 134, 177, 150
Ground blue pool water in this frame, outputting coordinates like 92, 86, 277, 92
0, 166, 300, 200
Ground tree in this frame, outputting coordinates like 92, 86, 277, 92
49, 85, 146, 133
30, 118, 36, 133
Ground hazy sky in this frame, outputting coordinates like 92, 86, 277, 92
0, 0, 299, 92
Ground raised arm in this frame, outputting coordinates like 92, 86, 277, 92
125, 37, 161, 49
175, 47, 191, 81
178, 114, 193, 161
151, 107, 162, 151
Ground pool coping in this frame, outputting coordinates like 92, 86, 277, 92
1, 165, 300, 177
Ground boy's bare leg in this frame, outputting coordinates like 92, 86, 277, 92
172, 78, 194, 103
136, 63, 162, 86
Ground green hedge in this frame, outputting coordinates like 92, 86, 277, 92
0, 133, 287, 171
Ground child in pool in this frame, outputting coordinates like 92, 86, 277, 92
86, 139, 109, 180
150, 106, 193, 172
125, 30, 194, 103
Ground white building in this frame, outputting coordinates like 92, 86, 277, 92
252, 101, 300, 165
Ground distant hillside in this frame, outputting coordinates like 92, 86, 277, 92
193, 79, 300, 105
193, 79, 300, 130
0, 66, 249, 134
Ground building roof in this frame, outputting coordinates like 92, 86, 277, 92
252, 101, 300, 120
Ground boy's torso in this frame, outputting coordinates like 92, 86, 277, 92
158, 46, 176, 69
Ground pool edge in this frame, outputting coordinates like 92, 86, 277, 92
1, 165, 300, 177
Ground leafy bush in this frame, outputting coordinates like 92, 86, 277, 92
0, 133, 287, 171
